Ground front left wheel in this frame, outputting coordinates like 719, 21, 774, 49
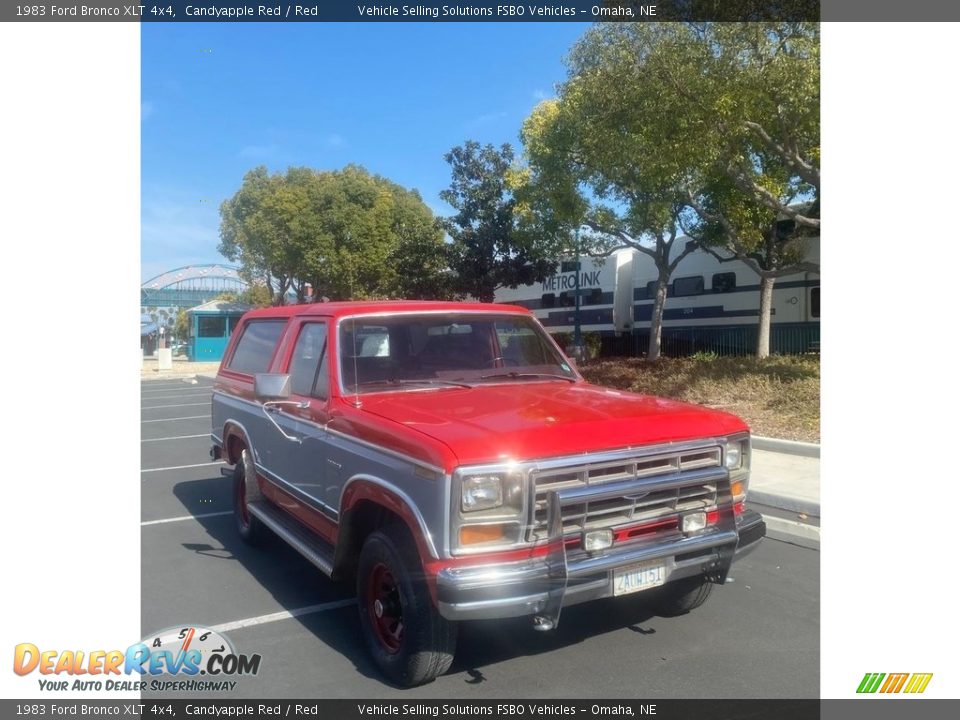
233, 447, 267, 545
356, 525, 457, 687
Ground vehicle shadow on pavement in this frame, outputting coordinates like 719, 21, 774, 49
449, 600, 660, 681
171, 479, 387, 684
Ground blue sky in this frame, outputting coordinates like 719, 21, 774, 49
141, 22, 590, 282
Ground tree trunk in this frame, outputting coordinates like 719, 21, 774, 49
647, 271, 669, 362
756, 274, 775, 359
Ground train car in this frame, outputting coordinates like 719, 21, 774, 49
495, 236, 820, 356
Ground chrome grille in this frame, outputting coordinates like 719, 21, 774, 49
528, 447, 722, 541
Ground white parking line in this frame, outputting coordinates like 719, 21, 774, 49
142, 402, 210, 410
141, 415, 210, 424
141, 461, 225, 473
140, 511, 233, 526
209, 599, 357, 634
141, 434, 209, 443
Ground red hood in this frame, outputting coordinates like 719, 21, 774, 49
356, 381, 748, 467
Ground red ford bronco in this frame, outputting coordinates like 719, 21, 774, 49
211, 301, 764, 686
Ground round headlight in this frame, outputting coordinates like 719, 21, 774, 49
725, 442, 742, 470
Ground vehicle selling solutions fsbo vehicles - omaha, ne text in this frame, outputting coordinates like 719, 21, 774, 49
210, 301, 765, 686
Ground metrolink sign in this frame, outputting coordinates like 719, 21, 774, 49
541, 271, 602, 292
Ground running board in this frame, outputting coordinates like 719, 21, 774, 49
247, 500, 335, 577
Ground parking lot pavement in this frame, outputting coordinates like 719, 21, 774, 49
140, 377, 819, 698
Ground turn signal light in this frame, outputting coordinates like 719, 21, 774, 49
731, 480, 746, 501
459, 524, 508, 546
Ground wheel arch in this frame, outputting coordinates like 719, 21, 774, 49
334, 475, 440, 584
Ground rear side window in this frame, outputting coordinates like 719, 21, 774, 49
227, 320, 285, 374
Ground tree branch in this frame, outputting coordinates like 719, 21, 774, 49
742, 120, 820, 189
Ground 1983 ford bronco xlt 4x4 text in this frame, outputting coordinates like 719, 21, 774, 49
211, 301, 764, 686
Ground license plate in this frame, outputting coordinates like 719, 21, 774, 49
613, 562, 666, 596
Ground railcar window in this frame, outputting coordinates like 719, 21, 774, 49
585, 288, 603, 305
712, 272, 737, 293
541, 293, 556, 308
227, 320, 286, 374
811, 287, 820, 318
645, 281, 658, 299
673, 276, 705, 297
560, 260, 581, 273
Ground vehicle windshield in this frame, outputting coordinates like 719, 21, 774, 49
338, 313, 577, 393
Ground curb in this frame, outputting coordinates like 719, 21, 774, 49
752, 436, 820, 458
749, 490, 820, 519
761, 515, 820, 549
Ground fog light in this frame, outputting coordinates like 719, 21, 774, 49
583, 529, 614, 552
682, 512, 707, 533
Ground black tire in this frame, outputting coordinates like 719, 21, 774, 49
651, 575, 714, 617
233, 447, 267, 545
357, 525, 457, 687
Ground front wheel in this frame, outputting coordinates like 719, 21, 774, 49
233, 447, 267, 545
357, 525, 457, 687
650, 575, 714, 617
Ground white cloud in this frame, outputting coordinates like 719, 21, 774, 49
141, 190, 223, 282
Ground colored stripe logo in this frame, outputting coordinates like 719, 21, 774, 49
857, 672, 933, 694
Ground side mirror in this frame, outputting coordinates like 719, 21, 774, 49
254, 373, 291, 401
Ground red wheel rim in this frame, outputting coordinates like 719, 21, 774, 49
235, 472, 250, 528
367, 562, 403, 653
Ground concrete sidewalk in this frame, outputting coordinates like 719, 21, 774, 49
749, 446, 820, 547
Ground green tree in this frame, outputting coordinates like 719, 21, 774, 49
521, 99, 699, 361
239, 284, 273, 307
441, 141, 556, 303
174, 308, 190, 342
541, 22, 819, 358
219, 165, 448, 303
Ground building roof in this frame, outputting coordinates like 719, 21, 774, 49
187, 299, 254, 314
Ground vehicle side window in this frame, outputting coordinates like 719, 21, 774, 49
288, 323, 329, 398
227, 320, 285, 375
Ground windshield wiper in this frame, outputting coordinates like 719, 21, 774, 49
478, 372, 576, 383
354, 378, 474, 389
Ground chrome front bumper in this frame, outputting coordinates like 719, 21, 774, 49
436, 509, 765, 623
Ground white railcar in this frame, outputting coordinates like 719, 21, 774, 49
495, 237, 820, 354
